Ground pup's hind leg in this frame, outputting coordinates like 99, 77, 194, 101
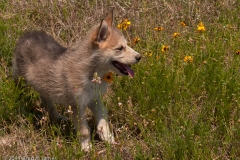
89, 97, 115, 144
40, 96, 67, 124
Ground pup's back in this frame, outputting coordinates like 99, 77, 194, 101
12, 31, 66, 84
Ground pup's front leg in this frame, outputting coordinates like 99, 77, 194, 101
89, 98, 115, 143
71, 106, 92, 151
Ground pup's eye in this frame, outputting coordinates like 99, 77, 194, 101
115, 46, 124, 51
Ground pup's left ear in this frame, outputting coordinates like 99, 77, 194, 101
97, 20, 108, 42
95, 10, 114, 43
104, 9, 114, 27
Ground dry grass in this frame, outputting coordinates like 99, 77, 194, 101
0, 117, 53, 157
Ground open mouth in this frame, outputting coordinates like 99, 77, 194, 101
112, 61, 134, 78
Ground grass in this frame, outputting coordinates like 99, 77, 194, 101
0, 0, 240, 159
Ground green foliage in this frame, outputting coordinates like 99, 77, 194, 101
0, 74, 19, 120
0, 66, 39, 122
110, 2, 240, 159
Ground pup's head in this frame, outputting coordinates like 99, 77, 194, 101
91, 10, 141, 78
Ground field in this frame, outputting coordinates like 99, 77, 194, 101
0, 0, 240, 159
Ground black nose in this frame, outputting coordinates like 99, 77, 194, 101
136, 55, 142, 61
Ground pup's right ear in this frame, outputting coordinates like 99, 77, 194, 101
97, 19, 109, 42
105, 9, 114, 27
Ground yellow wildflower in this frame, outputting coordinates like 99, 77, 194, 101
161, 45, 169, 52
103, 72, 113, 83
180, 21, 186, 27
156, 55, 160, 60
236, 50, 240, 55
154, 27, 164, 31
144, 51, 153, 57
173, 32, 180, 38
184, 56, 193, 63
117, 19, 131, 30
133, 37, 140, 45
197, 22, 206, 32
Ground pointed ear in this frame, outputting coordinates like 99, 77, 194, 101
104, 9, 114, 27
97, 20, 109, 42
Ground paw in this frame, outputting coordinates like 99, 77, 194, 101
80, 139, 92, 152
97, 126, 115, 144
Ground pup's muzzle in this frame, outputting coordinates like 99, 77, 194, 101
135, 54, 142, 62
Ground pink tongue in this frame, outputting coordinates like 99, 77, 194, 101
123, 64, 134, 78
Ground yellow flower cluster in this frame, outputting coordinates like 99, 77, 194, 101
184, 56, 193, 63
197, 22, 206, 32
180, 21, 186, 27
173, 32, 180, 38
133, 37, 140, 45
117, 19, 131, 30
145, 51, 161, 60
236, 50, 240, 55
154, 27, 164, 31
145, 51, 153, 57
161, 45, 169, 52
117, 18, 208, 63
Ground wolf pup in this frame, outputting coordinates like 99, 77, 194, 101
12, 10, 141, 151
